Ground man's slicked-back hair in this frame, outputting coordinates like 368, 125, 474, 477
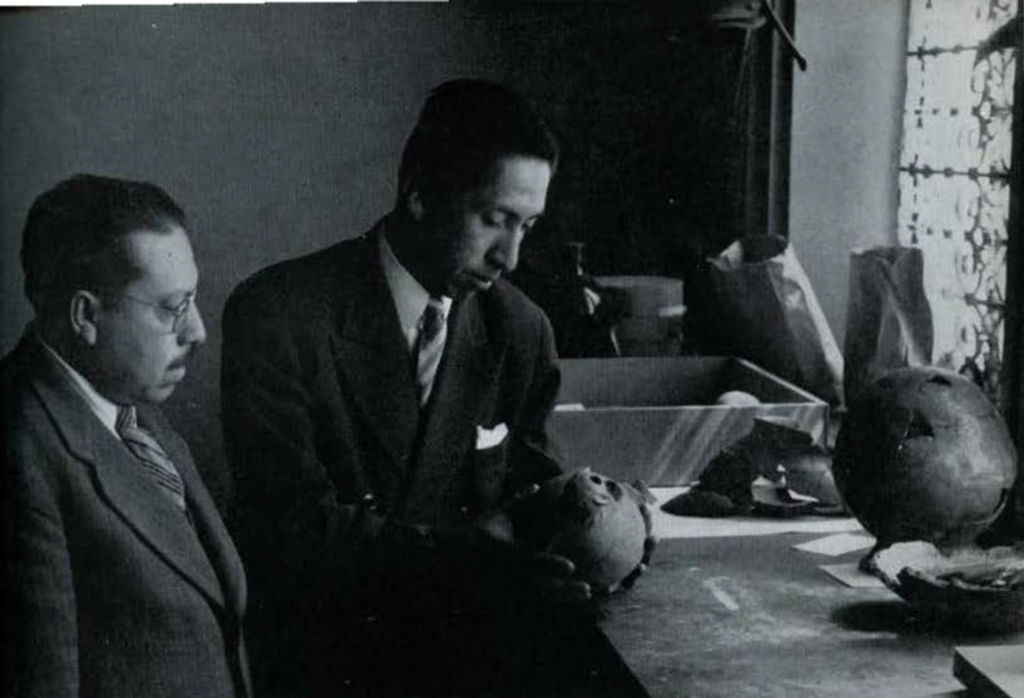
21, 173, 187, 313
397, 79, 560, 206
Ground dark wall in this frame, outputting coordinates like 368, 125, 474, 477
0, 4, 751, 509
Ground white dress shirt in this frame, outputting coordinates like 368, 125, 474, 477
378, 233, 452, 352
38, 335, 121, 439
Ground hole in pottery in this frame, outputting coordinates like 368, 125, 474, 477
906, 411, 935, 438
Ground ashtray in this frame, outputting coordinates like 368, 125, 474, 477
863, 541, 1024, 634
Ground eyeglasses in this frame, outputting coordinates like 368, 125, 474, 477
115, 290, 197, 334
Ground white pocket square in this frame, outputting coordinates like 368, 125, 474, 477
476, 423, 509, 450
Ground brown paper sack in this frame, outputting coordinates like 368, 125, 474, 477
843, 246, 933, 403
705, 235, 845, 404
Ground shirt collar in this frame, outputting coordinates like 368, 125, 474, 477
378, 231, 452, 350
37, 335, 122, 437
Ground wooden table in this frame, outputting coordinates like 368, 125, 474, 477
600, 533, 1023, 698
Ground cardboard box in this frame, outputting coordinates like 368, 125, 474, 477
549, 356, 829, 485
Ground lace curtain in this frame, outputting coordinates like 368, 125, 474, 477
897, 0, 1017, 406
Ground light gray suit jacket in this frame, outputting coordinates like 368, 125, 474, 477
2, 333, 251, 698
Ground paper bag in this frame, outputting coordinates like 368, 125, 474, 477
703, 235, 845, 404
843, 246, 933, 402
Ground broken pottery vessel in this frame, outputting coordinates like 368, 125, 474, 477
833, 367, 1017, 548
835, 368, 1021, 631
513, 469, 650, 591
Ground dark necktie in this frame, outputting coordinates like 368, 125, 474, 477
416, 297, 448, 406
116, 406, 187, 511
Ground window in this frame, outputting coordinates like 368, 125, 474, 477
897, 0, 1017, 407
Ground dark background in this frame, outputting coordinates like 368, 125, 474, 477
0, 3, 908, 510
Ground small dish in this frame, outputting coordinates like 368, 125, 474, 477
863, 541, 1024, 633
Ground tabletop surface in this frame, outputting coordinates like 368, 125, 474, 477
599, 532, 1023, 698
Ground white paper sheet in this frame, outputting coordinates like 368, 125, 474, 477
793, 532, 876, 556
819, 562, 888, 589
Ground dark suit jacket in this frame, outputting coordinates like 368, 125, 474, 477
221, 227, 567, 695
1, 333, 250, 698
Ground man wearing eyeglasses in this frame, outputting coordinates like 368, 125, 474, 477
1, 174, 250, 698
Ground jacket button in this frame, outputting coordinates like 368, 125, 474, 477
362, 493, 382, 512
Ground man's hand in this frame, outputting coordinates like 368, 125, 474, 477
514, 548, 594, 610
459, 484, 596, 615
476, 478, 657, 600
472, 483, 538, 545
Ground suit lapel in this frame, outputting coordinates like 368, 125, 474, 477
331, 235, 421, 474
23, 337, 228, 610
403, 293, 501, 525
142, 406, 246, 618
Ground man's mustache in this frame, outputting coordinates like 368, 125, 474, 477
168, 346, 198, 370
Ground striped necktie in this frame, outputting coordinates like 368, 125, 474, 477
116, 406, 187, 511
416, 297, 448, 407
